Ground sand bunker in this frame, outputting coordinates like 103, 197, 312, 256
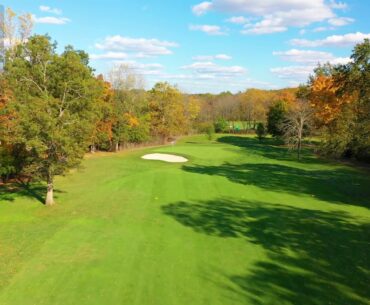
141, 153, 188, 163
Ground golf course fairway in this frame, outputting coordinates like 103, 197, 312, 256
0, 135, 369, 305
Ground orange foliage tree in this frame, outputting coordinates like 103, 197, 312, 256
309, 75, 353, 126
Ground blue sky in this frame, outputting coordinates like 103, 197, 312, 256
3, 0, 370, 93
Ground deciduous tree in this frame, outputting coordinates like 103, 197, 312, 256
4, 35, 102, 205
280, 100, 313, 160
149, 82, 186, 143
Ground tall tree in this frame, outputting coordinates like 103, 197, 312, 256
90, 75, 114, 152
4, 35, 101, 205
280, 100, 313, 160
149, 82, 186, 143
307, 40, 370, 160
108, 64, 147, 151
186, 96, 201, 132
336, 39, 370, 160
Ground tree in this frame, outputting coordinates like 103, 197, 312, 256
280, 100, 313, 160
186, 96, 201, 132
4, 35, 102, 205
108, 64, 147, 151
90, 75, 114, 152
309, 74, 350, 126
256, 123, 266, 141
336, 39, 370, 160
214, 117, 228, 133
307, 39, 370, 161
149, 82, 186, 143
1, 8, 33, 49
267, 101, 287, 137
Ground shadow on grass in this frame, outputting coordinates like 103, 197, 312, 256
218, 136, 321, 164
183, 161, 370, 208
162, 199, 370, 305
0, 183, 64, 204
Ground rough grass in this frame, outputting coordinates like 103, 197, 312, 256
0, 134, 369, 305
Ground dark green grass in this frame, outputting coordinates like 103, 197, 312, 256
0, 135, 369, 305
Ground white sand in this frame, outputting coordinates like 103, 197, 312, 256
141, 153, 188, 163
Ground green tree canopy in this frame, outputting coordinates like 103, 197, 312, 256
267, 101, 287, 137
3, 35, 102, 205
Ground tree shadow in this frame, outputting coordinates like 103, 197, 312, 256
182, 162, 370, 208
217, 136, 322, 164
162, 199, 370, 305
0, 183, 65, 204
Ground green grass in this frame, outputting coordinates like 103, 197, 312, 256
0, 134, 369, 305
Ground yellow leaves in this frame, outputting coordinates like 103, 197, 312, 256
309, 75, 353, 125
274, 88, 298, 107
124, 113, 139, 128
188, 97, 201, 120
97, 121, 113, 140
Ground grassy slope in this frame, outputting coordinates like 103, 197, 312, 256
0, 135, 369, 305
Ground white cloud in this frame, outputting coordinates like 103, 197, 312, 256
273, 49, 332, 63
155, 74, 274, 93
192, 0, 335, 16
112, 61, 164, 75
33, 16, 70, 25
270, 65, 315, 80
95, 35, 178, 57
330, 57, 352, 65
312, 26, 332, 32
90, 52, 128, 60
192, 54, 232, 61
328, 17, 354, 26
329, 0, 348, 10
273, 49, 351, 65
189, 24, 226, 35
39, 5, 62, 15
215, 54, 232, 60
182, 61, 246, 77
226, 16, 249, 24
242, 20, 287, 34
191, 0, 353, 34
271, 47, 352, 81
291, 32, 370, 47
192, 1, 213, 16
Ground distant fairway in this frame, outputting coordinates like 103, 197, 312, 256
0, 135, 369, 305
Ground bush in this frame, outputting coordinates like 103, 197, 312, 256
256, 123, 266, 141
267, 101, 287, 137
0, 147, 16, 183
196, 122, 215, 140
206, 125, 215, 140
214, 118, 228, 133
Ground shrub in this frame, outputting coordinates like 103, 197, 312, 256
256, 123, 266, 141
214, 118, 228, 133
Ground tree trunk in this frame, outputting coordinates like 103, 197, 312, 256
297, 138, 302, 160
45, 174, 54, 206
297, 119, 303, 160
161, 135, 167, 145
90, 144, 96, 153
115, 142, 119, 152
